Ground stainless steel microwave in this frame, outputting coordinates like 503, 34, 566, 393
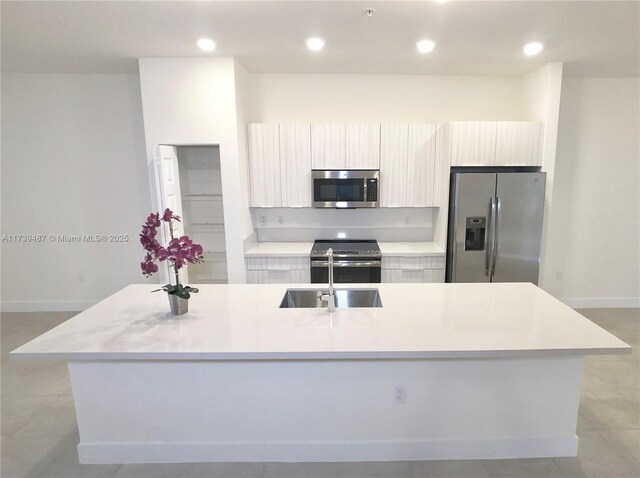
312, 170, 379, 208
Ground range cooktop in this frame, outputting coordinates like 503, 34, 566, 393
310, 239, 381, 259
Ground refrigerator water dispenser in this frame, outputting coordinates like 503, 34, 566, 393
464, 217, 486, 251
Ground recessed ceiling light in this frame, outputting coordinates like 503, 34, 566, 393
416, 39, 436, 54
523, 42, 544, 56
197, 38, 216, 52
306, 37, 325, 51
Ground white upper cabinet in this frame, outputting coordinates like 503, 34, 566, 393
247, 124, 281, 207
380, 124, 439, 207
247, 121, 543, 209
407, 124, 438, 207
279, 124, 312, 207
248, 124, 312, 208
311, 124, 381, 170
449, 121, 544, 167
311, 124, 346, 169
346, 124, 381, 169
495, 121, 543, 166
450, 121, 497, 166
380, 124, 409, 207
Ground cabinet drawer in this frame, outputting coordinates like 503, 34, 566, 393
382, 269, 444, 283
245, 257, 310, 271
246, 269, 310, 284
382, 256, 445, 270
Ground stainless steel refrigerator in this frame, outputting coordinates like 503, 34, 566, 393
445, 170, 546, 284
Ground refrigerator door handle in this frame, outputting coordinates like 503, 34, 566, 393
492, 197, 501, 276
486, 197, 496, 276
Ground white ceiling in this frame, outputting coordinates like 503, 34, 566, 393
2, 0, 638, 77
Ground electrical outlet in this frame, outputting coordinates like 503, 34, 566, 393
259, 216, 267, 227
395, 386, 407, 404
404, 216, 411, 225
277, 216, 284, 225
556, 272, 563, 280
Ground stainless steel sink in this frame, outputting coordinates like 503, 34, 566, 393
279, 288, 383, 308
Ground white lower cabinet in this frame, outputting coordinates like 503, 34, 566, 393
245, 257, 310, 284
381, 256, 445, 283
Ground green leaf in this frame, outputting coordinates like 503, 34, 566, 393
175, 289, 191, 300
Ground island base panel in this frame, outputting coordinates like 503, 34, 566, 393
69, 357, 582, 464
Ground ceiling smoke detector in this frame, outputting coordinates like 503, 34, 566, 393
365, 8, 376, 17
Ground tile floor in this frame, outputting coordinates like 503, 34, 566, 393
1, 309, 638, 478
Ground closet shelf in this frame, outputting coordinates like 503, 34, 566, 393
182, 194, 223, 201
183, 164, 221, 169
186, 223, 225, 231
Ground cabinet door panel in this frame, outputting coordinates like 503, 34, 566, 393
495, 121, 543, 166
382, 269, 425, 283
380, 124, 409, 207
246, 257, 309, 270
424, 269, 445, 283
382, 256, 436, 269
247, 124, 281, 207
311, 124, 346, 169
246, 269, 309, 284
245, 270, 287, 284
407, 124, 437, 207
346, 124, 381, 169
279, 124, 312, 207
450, 121, 497, 166
433, 124, 450, 208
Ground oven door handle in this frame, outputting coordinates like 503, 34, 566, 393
311, 260, 382, 268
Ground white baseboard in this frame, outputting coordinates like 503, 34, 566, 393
1, 300, 95, 313
562, 297, 640, 309
78, 436, 578, 464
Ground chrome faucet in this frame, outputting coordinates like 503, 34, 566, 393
320, 248, 336, 312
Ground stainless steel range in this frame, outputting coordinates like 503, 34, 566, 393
310, 240, 382, 284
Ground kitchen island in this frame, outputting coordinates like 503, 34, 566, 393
11, 283, 630, 464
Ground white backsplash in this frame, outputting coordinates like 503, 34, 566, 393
251, 208, 434, 242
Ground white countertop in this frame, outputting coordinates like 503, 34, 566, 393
244, 242, 313, 257
378, 242, 445, 256
244, 242, 444, 257
11, 283, 630, 361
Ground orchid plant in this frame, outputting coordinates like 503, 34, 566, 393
140, 208, 203, 299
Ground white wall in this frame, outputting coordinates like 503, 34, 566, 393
545, 77, 640, 307
1, 74, 150, 311
522, 63, 564, 290
138, 57, 253, 283
249, 74, 526, 123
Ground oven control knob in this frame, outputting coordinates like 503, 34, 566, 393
366, 250, 372, 254
321, 249, 326, 254
375, 249, 380, 254
312, 249, 318, 254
